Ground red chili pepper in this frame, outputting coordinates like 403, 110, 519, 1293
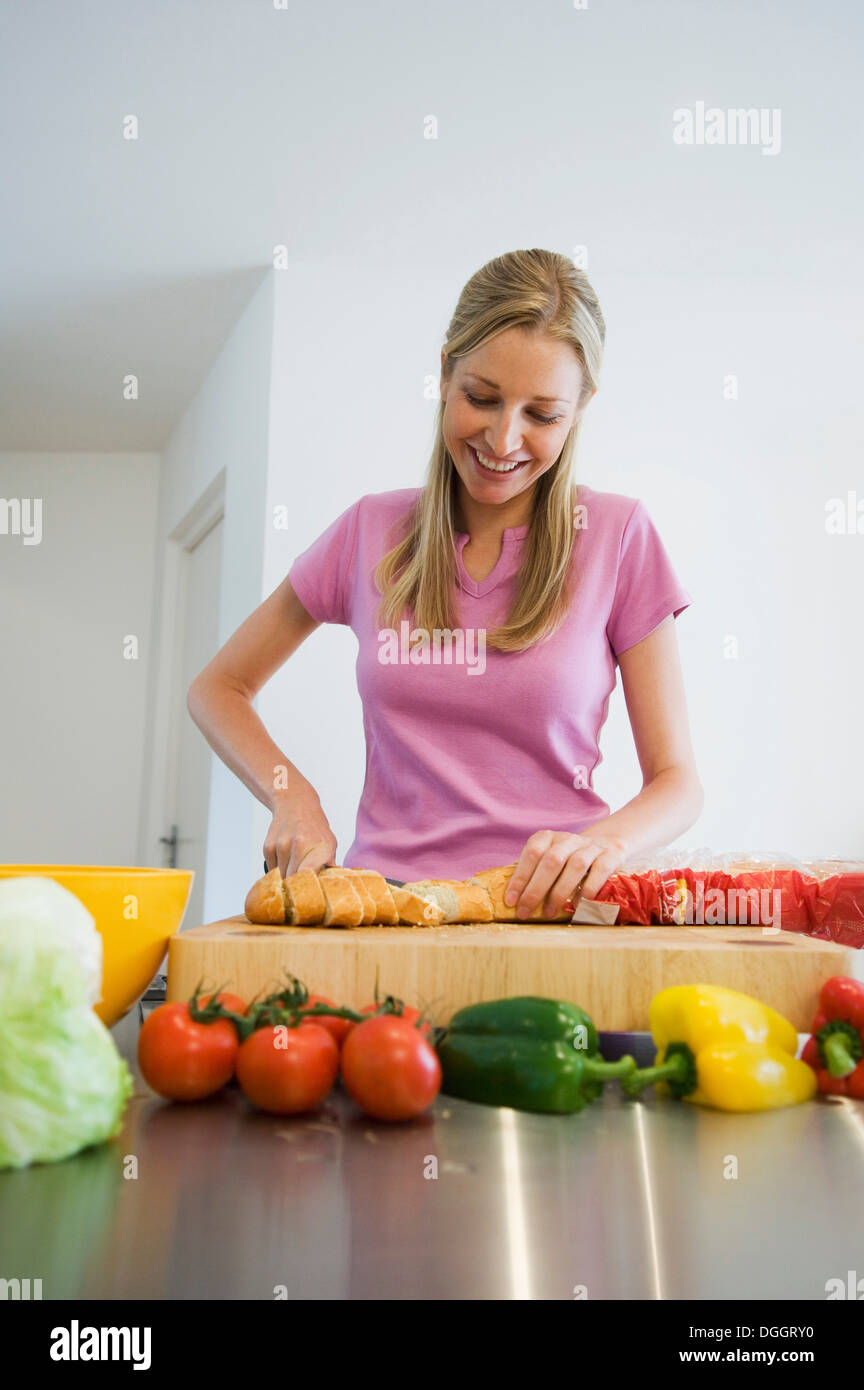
802, 976, 864, 1099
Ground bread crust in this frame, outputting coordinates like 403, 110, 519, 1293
403, 879, 494, 923
469, 863, 572, 922
283, 869, 326, 925
244, 867, 287, 924
320, 875, 365, 927
351, 877, 378, 924
359, 876, 399, 924
391, 886, 446, 927
320, 866, 399, 923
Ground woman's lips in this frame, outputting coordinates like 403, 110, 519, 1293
467, 444, 530, 477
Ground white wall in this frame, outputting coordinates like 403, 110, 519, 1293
585, 272, 864, 862
138, 274, 275, 924
0, 452, 159, 863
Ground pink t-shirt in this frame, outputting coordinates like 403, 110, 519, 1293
288, 484, 692, 881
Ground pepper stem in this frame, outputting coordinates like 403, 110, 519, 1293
580, 1055, 638, 1082
821, 1029, 858, 1079
621, 1042, 697, 1099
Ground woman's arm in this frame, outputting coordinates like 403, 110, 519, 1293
505, 616, 703, 917
585, 614, 704, 853
186, 576, 339, 876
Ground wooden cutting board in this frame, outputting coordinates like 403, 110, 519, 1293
166, 916, 854, 1031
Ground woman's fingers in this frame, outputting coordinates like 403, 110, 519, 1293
284, 833, 335, 877
264, 796, 338, 878
542, 854, 597, 918
507, 832, 597, 919
292, 841, 337, 876
504, 830, 555, 911
577, 846, 619, 902
263, 837, 337, 877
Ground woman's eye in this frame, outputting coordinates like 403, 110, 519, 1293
464, 390, 560, 426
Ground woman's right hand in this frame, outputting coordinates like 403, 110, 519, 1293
264, 789, 338, 877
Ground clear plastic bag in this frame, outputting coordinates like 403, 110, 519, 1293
592, 847, 864, 948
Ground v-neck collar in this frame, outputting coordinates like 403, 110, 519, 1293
453, 523, 530, 598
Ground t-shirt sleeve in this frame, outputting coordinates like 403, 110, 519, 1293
606, 500, 692, 657
287, 498, 363, 626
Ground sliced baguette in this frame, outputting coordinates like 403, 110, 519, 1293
353, 875, 399, 924
361, 877, 400, 925
320, 866, 399, 924
351, 877, 379, 924
283, 869, 326, 925
244, 867, 287, 925
469, 863, 572, 922
403, 879, 494, 923
320, 875, 365, 928
391, 886, 446, 927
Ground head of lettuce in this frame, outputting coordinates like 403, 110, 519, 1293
0, 876, 133, 1170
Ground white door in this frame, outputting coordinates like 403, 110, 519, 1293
169, 515, 223, 931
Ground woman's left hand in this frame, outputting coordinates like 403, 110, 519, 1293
504, 829, 630, 919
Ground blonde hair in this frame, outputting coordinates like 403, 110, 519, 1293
374, 248, 605, 651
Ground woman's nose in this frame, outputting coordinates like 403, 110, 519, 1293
485, 418, 523, 458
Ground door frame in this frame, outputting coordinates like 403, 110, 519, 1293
139, 470, 226, 871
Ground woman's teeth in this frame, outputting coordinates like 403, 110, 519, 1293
472, 446, 527, 474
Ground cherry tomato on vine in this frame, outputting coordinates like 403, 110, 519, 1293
236, 1022, 339, 1114
298, 994, 354, 1048
340, 1014, 441, 1121
138, 1002, 239, 1101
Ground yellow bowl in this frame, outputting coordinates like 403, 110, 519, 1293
0, 865, 194, 1026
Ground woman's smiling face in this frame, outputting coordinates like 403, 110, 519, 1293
440, 327, 590, 512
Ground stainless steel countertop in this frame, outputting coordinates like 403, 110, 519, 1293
2, 1008, 863, 1300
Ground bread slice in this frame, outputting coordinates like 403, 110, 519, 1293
320, 875, 365, 927
362, 878, 399, 924
361, 878, 398, 924
403, 879, 494, 923
469, 863, 572, 922
351, 877, 379, 924
320, 866, 399, 924
283, 869, 326, 925
244, 867, 287, 924
468, 864, 520, 921
391, 886, 446, 927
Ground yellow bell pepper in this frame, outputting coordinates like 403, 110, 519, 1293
621, 984, 817, 1112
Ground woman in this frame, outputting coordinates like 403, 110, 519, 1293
188, 249, 702, 920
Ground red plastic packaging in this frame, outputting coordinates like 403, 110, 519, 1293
594, 848, 864, 949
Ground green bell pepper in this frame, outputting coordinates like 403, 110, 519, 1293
436, 996, 637, 1113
